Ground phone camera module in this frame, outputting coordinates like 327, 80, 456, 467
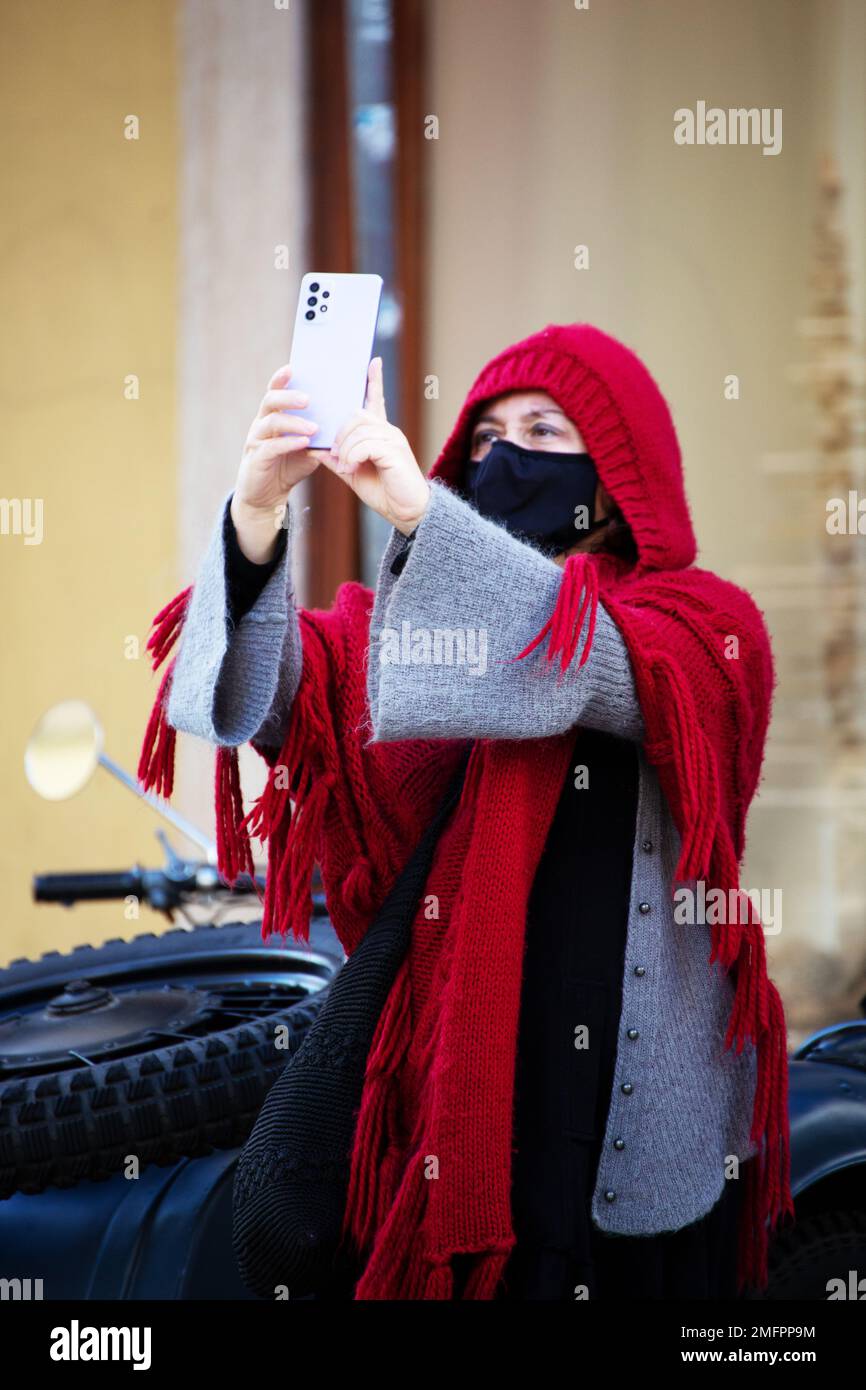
322, 290, 330, 298
309, 281, 320, 292
320, 304, 328, 312
307, 296, 317, 306
305, 309, 315, 321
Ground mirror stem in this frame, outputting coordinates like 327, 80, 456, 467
99, 753, 217, 861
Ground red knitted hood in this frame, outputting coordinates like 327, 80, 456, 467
428, 323, 696, 574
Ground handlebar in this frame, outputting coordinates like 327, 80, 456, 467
32, 863, 329, 918
34, 871, 144, 904
32, 864, 266, 911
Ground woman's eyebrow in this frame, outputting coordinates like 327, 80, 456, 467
472, 406, 566, 429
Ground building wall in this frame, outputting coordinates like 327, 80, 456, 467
1, 0, 309, 966
0, 0, 179, 964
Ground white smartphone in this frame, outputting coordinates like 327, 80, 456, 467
287, 271, 383, 449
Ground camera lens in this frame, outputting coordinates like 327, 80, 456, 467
310, 281, 320, 292
320, 304, 328, 312
307, 296, 317, 306
322, 290, 330, 298
305, 309, 315, 321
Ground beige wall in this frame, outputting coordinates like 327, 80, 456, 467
424, 0, 823, 567
0, 0, 309, 967
1, 1, 179, 965
424, 0, 866, 1037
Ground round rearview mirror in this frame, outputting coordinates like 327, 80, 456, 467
25, 700, 104, 801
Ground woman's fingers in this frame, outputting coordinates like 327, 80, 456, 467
344, 427, 390, 470
250, 411, 318, 442
258, 387, 310, 415
332, 408, 383, 455
333, 422, 390, 474
265, 363, 293, 391
330, 361, 387, 451
254, 431, 317, 461
332, 412, 364, 455
364, 356, 387, 421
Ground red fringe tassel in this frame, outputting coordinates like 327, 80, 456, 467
511, 551, 599, 672
239, 640, 337, 946
137, 584, 260, 891
137, 587, 192, 799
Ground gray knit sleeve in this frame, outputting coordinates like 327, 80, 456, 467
366, 479, 645, 744
166, 489, 302, 749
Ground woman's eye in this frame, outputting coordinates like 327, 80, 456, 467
531, 424, 557, 437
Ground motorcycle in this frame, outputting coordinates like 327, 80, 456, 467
0, 700, 342, 1299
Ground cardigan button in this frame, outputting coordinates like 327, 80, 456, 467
621, 1082, 634, 1095
642, 839, 653, 852
634, 966, 646, 977
613, 1138, 625, 1151
639, 901, 651, 914
627, 1028, 639, 1040
604, 1190, 617, 1203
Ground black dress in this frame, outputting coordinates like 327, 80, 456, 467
226, 522, 742, 1301
488, 727, 741, 1301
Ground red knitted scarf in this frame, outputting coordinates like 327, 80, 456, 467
138, 324, 793, 1297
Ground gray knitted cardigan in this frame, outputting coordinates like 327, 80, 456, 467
167, 477, 759, 1236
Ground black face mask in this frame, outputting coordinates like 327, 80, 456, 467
464, 437, 607, 553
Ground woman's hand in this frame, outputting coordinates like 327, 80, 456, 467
318, 357, 431, 535
230, 364, 322, 563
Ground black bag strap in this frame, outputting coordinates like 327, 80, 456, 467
232, 741, 474, 1299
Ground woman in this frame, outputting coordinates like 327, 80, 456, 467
139, 322, 793, 1301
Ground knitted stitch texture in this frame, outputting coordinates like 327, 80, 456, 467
139, 322, 792, 1296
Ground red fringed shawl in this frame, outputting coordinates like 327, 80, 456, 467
138, 322, 794, 1297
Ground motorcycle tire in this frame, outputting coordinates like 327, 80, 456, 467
753, 1208, 866, 1299
0, 920, 341, 1199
